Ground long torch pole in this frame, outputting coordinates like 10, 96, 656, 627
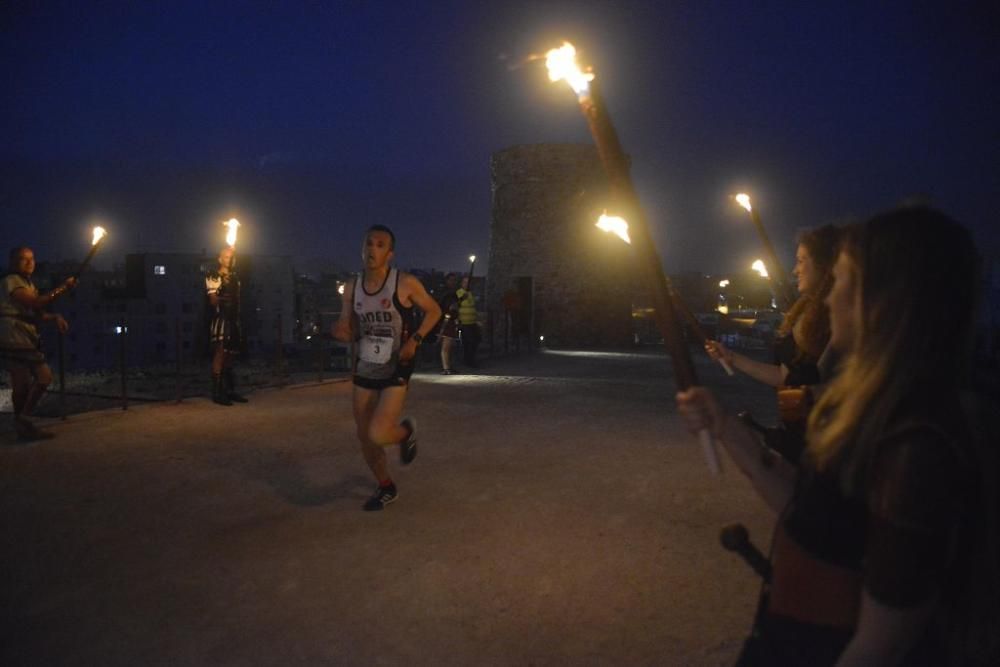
74, 227, 108, 278
667, 286, 735, 376
745, 205, 794, 310
578, 81, 720, 474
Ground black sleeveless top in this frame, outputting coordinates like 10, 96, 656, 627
766, 401, 972, 665
773, 332, 822, 387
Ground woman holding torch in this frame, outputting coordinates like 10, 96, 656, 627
705, 224, 841, 460
678, 207, 998, 666
1, 247, 76, 440
205, 245, 247, 406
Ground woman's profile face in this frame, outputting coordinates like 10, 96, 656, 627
793, 244, 820, 295
826, 251, 860, 352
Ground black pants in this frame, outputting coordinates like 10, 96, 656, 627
460, 324, 480, 366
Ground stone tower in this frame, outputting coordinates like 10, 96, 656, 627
487, 144, 636, 348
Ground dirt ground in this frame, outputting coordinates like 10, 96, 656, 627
2, 347, 779, 666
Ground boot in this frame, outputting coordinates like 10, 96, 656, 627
224, 367, 248, 403
14, 416, 55, 442
212, 373, 232, 406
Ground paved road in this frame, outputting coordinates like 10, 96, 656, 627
2, 349, 777, 666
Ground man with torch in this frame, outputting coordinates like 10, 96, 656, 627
1, 247, 76, 440
332, 225, 441, 511
204, 219, 248, 406
456, 259, 480, 369
546, 42, 719, 473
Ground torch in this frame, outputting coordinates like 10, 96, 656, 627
73, 226, 108, 278
546, 42, 719, 474
223, 218, 240, 271
596, 214, 735, 377
734, 194, 794, 310
468, 254, 477, 281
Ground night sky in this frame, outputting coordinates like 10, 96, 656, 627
3, 1, 997, 276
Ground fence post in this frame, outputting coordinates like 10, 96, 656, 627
316, 323, 324, 383
119, 317, 128, 411
175, 318, 182, 404
58, 331, 66, 420
276, 313, 285, 386
487, 310, 494, 359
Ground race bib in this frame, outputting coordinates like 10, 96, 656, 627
360, 335, 393, 364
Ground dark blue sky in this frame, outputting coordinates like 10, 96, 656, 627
3, 1, 997, 276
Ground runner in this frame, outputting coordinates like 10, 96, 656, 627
332, 225, 442, 511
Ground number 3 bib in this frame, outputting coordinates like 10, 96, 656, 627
359, 334, 393, 364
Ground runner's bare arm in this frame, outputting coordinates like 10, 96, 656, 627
400, 273, 442, 338
332, 278, 356, 342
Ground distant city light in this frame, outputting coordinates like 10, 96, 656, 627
719, 279, 730, 288
539, 335, 545, 342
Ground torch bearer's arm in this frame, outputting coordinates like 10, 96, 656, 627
10, 277, 77, 311
676, 387, 796, 512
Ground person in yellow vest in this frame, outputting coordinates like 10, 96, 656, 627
456, 276, 480, 368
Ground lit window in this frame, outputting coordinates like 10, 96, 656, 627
154, 265, 166, 275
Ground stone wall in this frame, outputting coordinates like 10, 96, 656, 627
487, 144, 637, 348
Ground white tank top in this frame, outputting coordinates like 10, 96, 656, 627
353, 268, 412, 379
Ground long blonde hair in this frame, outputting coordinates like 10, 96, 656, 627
807, 207, 996, 663
807, 208, 978, 481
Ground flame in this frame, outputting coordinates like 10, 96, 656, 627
469, 255, 476, 263
719, 279, 730, 288
596, 213, 631, 244
91, 226, 108, 245
545, 41, 594, 98
752, 259, 769, 278
223, 218, 240, 247
735, 193, 753, 212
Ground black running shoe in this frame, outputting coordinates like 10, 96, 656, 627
363, 484, 398, 511
399, 417, 418, 464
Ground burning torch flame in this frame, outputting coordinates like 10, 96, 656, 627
596, 213, 631, 245
545, 41, 594, 98
735, 193, 753, 212
223, 218, 240, 248
469, 255, 476, 263
91, 226, 108, 246
752, 259, 769, 278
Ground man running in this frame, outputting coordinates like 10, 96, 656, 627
333, 225, 442, 511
